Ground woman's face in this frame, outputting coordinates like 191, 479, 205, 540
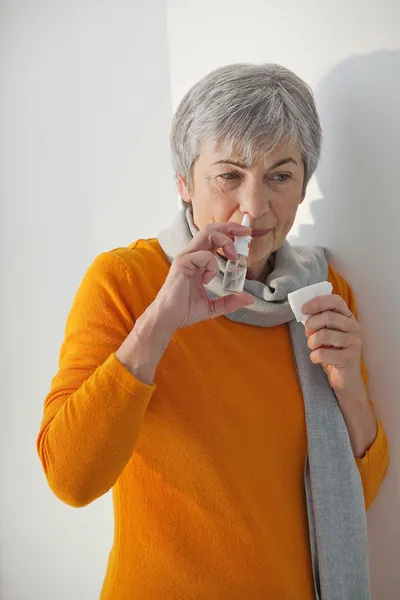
177, 140, 306, 280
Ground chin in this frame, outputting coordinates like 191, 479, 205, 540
249, 244, 273, 263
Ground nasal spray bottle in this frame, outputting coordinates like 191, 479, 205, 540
222, 213, 252, 294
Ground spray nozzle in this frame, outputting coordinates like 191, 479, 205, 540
234, 213, 252, 257
241, 213, 250, 227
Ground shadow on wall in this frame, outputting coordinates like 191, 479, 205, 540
293, 49, 400, 275
291, 49, 400, 381
291, 49, 400, 599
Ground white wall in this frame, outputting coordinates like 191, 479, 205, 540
1, 2, 174, 599
2, 0, 399, 599
166, 1, 400, 598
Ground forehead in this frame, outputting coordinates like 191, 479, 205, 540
200, 138, 302, 167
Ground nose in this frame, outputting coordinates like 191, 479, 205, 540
239, 180, 270, 220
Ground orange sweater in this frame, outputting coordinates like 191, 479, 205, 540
37, 238, 390, 600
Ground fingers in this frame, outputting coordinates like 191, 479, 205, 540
181, 222, 252, 259
171, 247, 255, 320
307, 328, 361, 351
310, 347, 361, 369
302, 294, 354, 319
210, 292, 254, 319
173, 250, 218, 280
202, 221, 252, 237
202, 264, 219, 285
305, 309, 360, 335
180, 231, 236, 261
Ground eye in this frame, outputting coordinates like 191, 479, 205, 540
219, 172, 239, 181
272, 173, 292, 183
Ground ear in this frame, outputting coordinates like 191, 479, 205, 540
177, 173, 191, 203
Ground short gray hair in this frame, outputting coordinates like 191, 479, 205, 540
170, 63, 322, 194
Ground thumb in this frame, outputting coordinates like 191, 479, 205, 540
210, 292, 254, 318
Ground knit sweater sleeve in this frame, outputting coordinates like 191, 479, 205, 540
328, 266, 390, 509
37, 251, 155, 508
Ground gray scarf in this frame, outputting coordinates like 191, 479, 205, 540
157, 207, 371, 600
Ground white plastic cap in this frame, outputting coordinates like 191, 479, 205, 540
234, 213, 252, 257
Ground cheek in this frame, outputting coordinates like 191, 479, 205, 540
213, 201, 237, 223
205, 184, 238, 222
273, 194, 301, 228
191, 181, 236, 228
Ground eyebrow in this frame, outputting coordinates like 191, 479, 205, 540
211, 157, 298, 169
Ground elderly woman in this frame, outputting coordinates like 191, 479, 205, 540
37, 64, 389, 600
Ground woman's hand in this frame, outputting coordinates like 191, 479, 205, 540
117, 222, 254, 383
302, 294, 364, 396
153, 222, 254, 332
